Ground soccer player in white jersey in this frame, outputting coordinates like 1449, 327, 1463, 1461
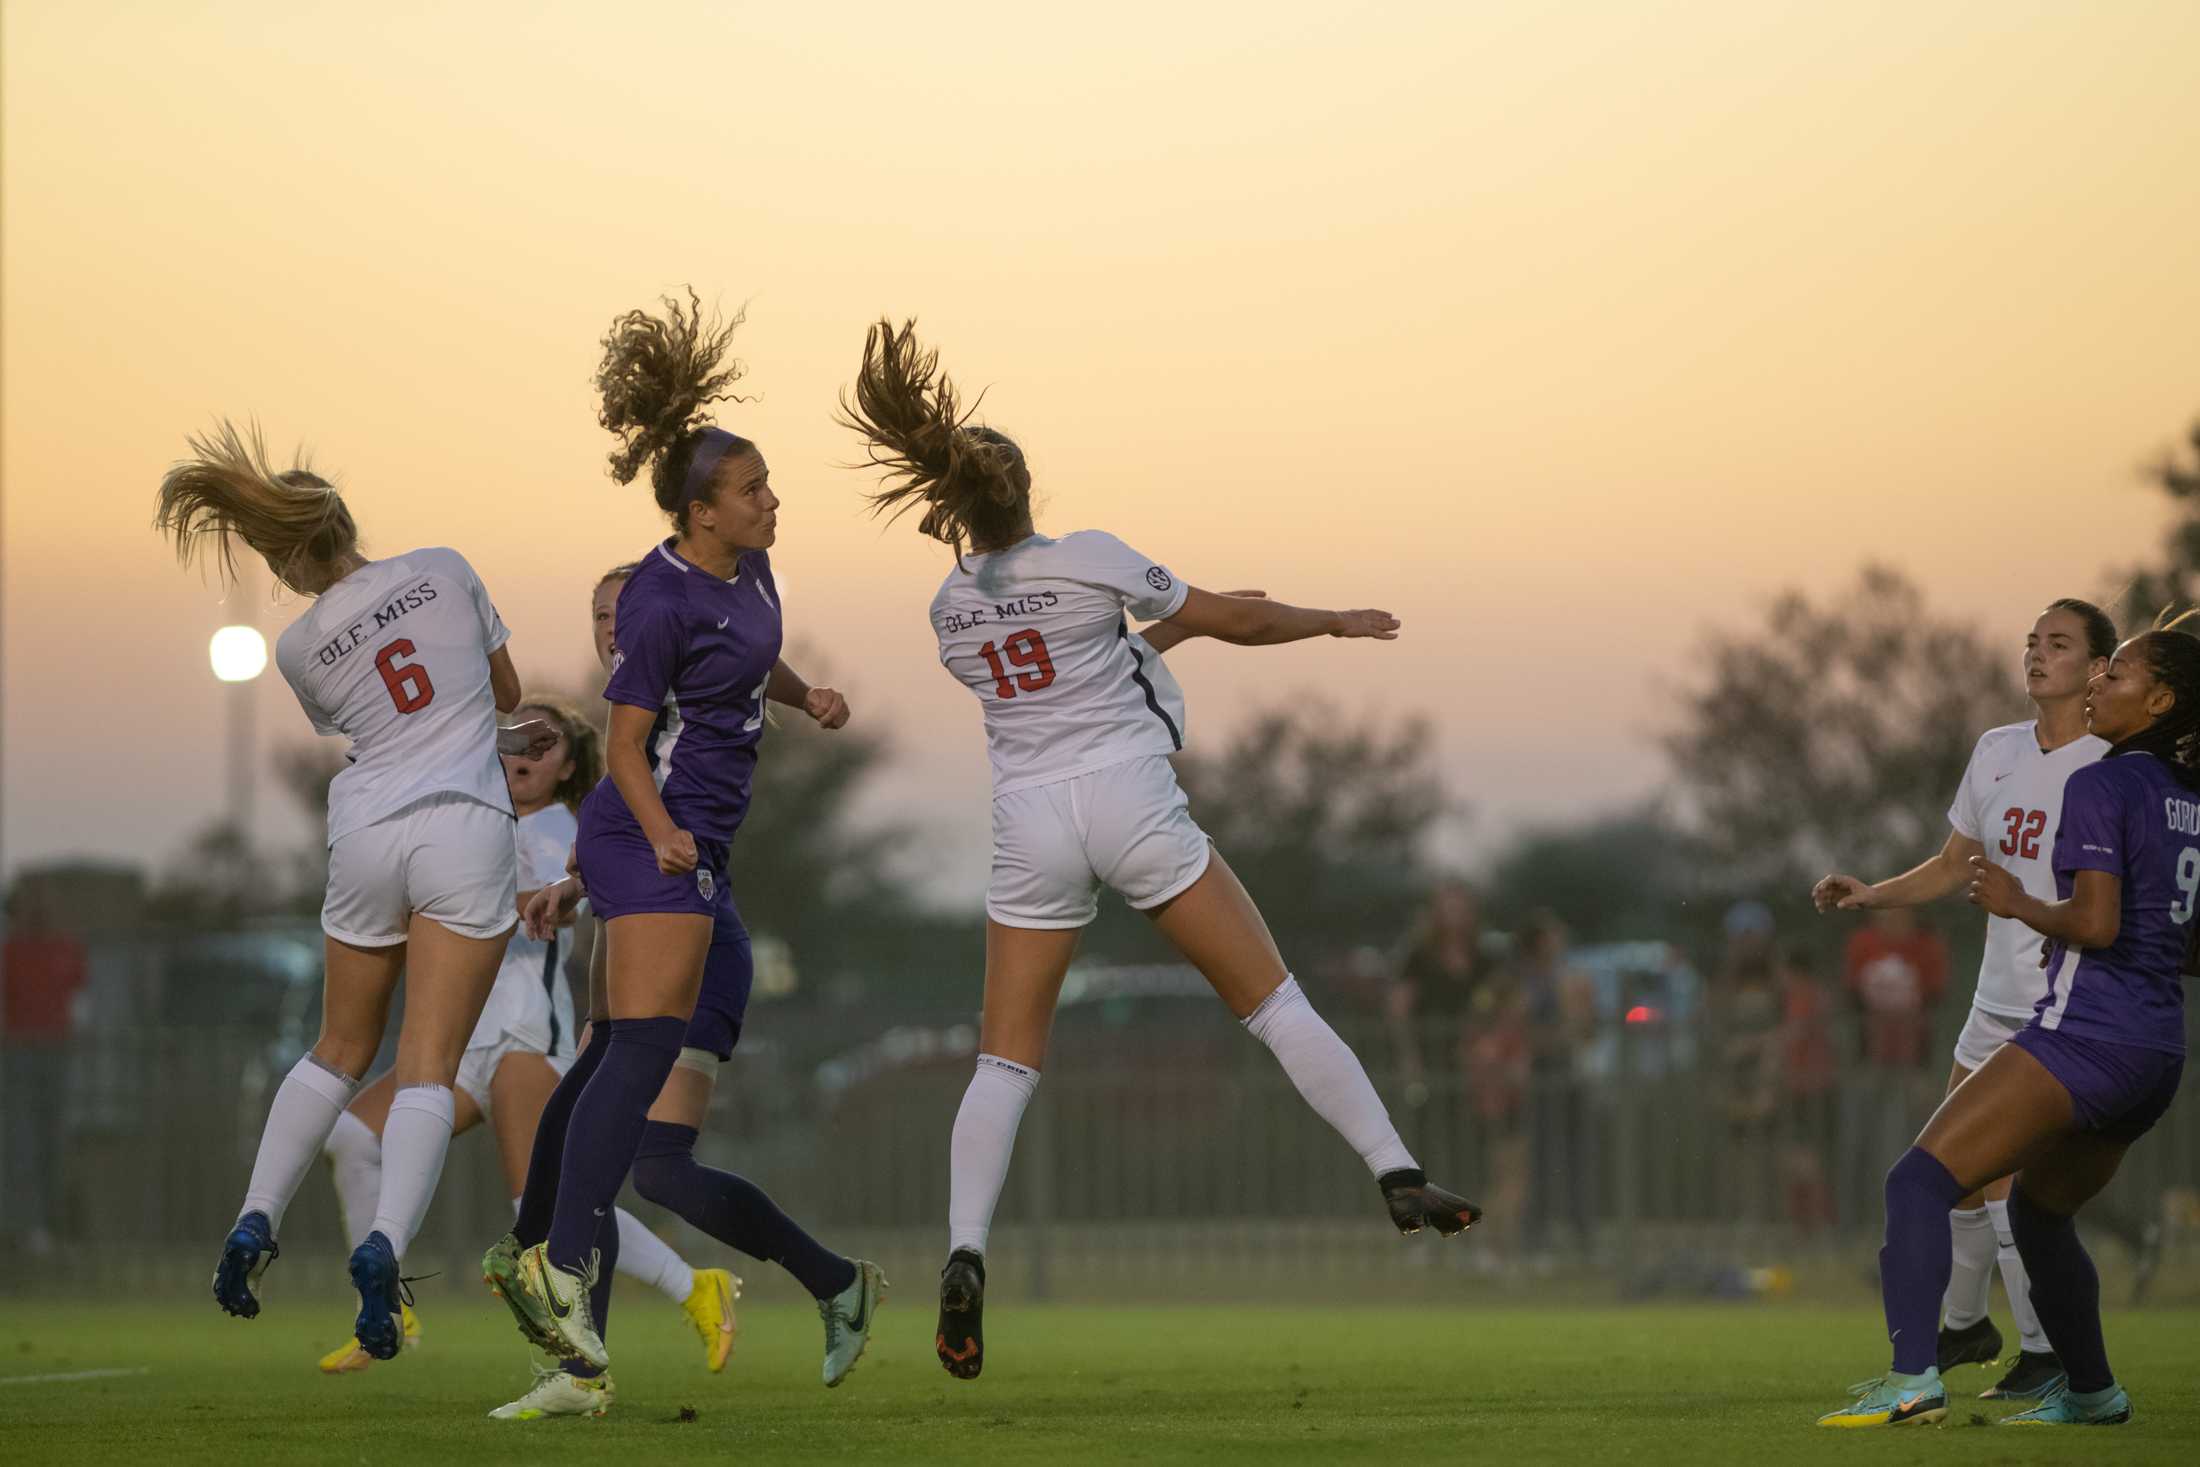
840, 321, 1480, 1381
155, 420, 557, 1361
1811, 598, 2116, 1402
312, 696, 738, 1380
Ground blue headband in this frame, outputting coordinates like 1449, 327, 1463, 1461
681, 426, 744, 505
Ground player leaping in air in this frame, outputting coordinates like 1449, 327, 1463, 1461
1813, 598, 2115, 1403
839, 319, 1480, 1383
156, 422, 557, 1361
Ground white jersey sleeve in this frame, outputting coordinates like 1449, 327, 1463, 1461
1946, 734, 1990, 843
273, 546, 516, 844
1061, 531, 1190, 624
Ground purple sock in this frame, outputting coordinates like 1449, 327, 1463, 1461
2008, 1186, 2112, 1393
1880, 1146, 1966, 1375
632, 1122, 858, 1301
513, 1031, 608, 1248
563, 1202, 621, 1379
544, 1016, 686, 1272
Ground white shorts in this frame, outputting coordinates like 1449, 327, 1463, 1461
987, 755, 1212, 929
323, 791, 519, 947
1953, 1004, 2027, 1073
454, 1035, 572, 1118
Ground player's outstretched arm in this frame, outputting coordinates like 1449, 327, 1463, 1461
1140, 590, 1265, 655
1812, 829, 1982, 912
487, 644, 524, 713
1158, 586, 1400, 648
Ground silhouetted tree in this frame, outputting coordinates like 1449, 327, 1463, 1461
2116, 414, 2200, 622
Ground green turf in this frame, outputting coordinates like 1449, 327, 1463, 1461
1, 1295, 2195, 1464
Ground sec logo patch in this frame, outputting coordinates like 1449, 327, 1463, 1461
1145, 567, 1172, 591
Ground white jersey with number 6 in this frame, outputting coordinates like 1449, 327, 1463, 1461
1946, 720, 2109, 1018
275, 546, 514, 844
931, 531, 1192, 795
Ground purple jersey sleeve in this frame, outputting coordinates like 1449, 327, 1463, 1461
602, 584, 684, 712
2053, 765, 2126, 877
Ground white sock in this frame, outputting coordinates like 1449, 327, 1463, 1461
323, 1109, 383, 1249
1988, 1198, 2050, 1353
240, 1055, 358, 1234
368, 1084, 455, 1262
1242, 977, 1417, 1177
948, 1055, 1039, 1256
615, 1208, 695, 1304
1942, 1205, 1997, 1328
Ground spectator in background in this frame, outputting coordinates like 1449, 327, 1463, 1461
1385, 878, 1486, 1107
1463, 958, 1530, 1272
1838, 906, 1949, 1227
1712, 924, 1782, 1225
1777, 947, 1837, 1233
1519, 911, 1599, 1259
3, 887, 88, 1257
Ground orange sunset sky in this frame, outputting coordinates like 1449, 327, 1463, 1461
5, 0, 2199, 899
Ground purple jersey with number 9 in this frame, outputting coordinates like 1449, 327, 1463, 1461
2037, 752, 2193, 1054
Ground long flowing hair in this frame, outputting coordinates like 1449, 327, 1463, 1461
153, 419, 356, 596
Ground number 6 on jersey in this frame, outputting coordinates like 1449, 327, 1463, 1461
375, 638, 436, 713
979, 629, 1056, 699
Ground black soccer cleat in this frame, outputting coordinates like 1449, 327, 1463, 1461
936, 1248, 986, 1380
1981, 1349, 2066, 1401
1379, 1168, 1482, 1237
1937, 1316, 2004, 1373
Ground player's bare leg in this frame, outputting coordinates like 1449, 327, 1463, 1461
1146, 851, 1480, 1235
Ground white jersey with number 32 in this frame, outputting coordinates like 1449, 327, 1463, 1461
931, 531, 1192, 796
274, 546, 514, 844
1946, 720, 2110, 1018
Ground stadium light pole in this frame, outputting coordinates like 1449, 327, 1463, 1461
209, 624, 268, 839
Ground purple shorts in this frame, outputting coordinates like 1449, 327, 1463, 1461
575, 792, 727, 921
575, 793, 752, 1059
2011, 1024, 2184, 1144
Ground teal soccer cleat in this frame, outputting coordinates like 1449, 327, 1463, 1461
2000, 1381, 2132, 1426
1817, 1371, 1947, 1428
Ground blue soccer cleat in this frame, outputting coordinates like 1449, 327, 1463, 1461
2000, 1380, 2133, 1425
212, 1210, 279, 1318
1817, 1370, 1948, 1427
348, 1231, 405, 1360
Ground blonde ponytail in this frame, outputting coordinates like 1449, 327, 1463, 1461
154, 419, 356, 596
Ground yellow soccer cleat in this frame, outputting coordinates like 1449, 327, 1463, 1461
680, 1268, 742, 1373
317, 1301, 420, 1374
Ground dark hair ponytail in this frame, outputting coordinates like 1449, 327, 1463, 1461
594, 289, 753, 526
2113, 627, 2200, 788
838, 318, 1032, 558
2044, 597, 2118, 660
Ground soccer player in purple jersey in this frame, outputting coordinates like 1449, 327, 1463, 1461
1819, 629, 2194, 1429
484, 292, 884, 1396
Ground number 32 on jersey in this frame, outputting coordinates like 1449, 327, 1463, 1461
979, 629, 1055, 699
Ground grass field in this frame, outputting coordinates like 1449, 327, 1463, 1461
2, 1294, 2195, 1464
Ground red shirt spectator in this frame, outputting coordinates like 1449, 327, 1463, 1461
1843, 909, 1948, 1069
3, 926, 87, 1047
1781, 959, 1838, 1097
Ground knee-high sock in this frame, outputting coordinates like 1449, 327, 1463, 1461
370, 1083, 455, 1262
615, 1207, 694, 1304
1880, 1147, 1967, 1375
1941, 1205, 1997, 1329
1242, 978, 1417, 1177
545, 1017, 685, 1272
1986, 1198, 2049, 1354
633, 1122, 857, 1299
513, 1031, 610, 1248
241, 1055, 358, 1234
946, 1055, 1039, 1258
324, 1109, 383, 1248
563, 1204, 621, 1380
2008, 1187, 2112, 1392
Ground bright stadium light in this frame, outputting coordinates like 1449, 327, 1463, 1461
209, 625, 268, 683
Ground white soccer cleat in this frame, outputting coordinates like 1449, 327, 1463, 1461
819, 1259, 887, 1388
488, 1365, 616, 1420
518, 1243, 607, 1370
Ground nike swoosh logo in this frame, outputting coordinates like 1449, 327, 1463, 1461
847, 1286, 870, 1332
717, 616, 730, 629
542, 1268, 573, 1320
1994, 773, 2011, 782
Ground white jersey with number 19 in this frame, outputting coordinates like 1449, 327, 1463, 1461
931, 531, 1192, 796
275, 546, 515, 844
